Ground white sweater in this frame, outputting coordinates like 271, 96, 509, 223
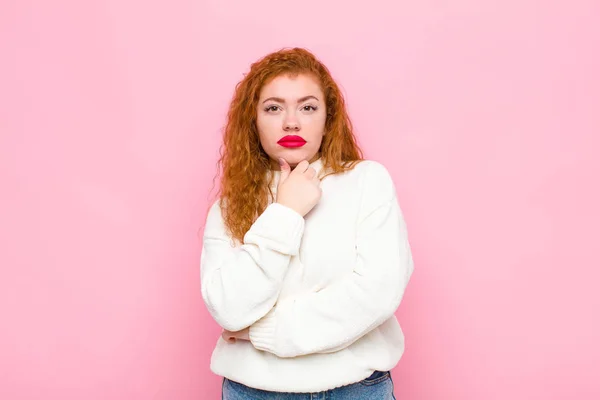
200, 158, 414, 393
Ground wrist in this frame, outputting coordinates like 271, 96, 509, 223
275, 201, 303, 217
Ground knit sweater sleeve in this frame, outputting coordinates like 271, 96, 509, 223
200, 201, 305, 332
248, 162, 414, 358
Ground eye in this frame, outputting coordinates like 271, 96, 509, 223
302, 105, 318, 112
264, 105, 280, 112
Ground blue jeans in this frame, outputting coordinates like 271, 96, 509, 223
222, 370, 396, 399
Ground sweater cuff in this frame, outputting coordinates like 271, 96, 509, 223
245, 203, 305, 255
249, 306, 279, 353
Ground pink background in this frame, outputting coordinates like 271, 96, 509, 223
1, 1, 599, 399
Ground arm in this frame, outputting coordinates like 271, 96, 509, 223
200, 200, 304, 332
248, 163, 414, 358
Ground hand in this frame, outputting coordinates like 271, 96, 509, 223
222, 328, 250, 343
275, 158, 322, 217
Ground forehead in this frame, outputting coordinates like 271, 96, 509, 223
259, 73, 323, 99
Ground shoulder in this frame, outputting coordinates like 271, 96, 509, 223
203, 198, 226, 232
350, 159, 397, 197
207, 197, 223, 216
352, 159, 393, 178
202, 197, 239, 244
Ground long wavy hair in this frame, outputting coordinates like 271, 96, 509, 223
215, 47, 364, 243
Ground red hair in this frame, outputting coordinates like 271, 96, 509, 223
215, 47, 363, 243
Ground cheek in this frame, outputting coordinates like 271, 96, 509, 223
256, 116, 278, 147
302, 113, 327, 133
319, 113, 327, 130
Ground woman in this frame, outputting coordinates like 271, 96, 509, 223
200, 47, 414, 399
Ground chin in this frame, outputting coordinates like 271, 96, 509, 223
279, 150, 316, 166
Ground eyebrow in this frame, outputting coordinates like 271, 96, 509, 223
262, 95, 320, 104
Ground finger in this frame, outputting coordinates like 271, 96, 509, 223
222, 332, 236, 343
304, 167, 316, 179
278, 158, 291, 183
293, 160, 310, 174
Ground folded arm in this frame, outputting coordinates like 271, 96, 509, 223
200, 201, 304, 332
249, 163, 414, 358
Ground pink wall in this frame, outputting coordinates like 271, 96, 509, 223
1, 1, 599, 399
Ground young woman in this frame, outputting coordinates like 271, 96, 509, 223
200, 47, 414, 399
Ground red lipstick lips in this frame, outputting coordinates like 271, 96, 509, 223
277, 135, 306, 148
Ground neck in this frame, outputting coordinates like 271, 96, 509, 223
270, 152, 321, 171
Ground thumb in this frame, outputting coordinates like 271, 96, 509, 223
278, 158, 291, 184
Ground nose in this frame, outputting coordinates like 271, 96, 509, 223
283, 114, 300, 131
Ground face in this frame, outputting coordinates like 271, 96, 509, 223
256, 73, 326, 169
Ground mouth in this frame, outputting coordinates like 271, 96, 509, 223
277, 135, 307, 148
